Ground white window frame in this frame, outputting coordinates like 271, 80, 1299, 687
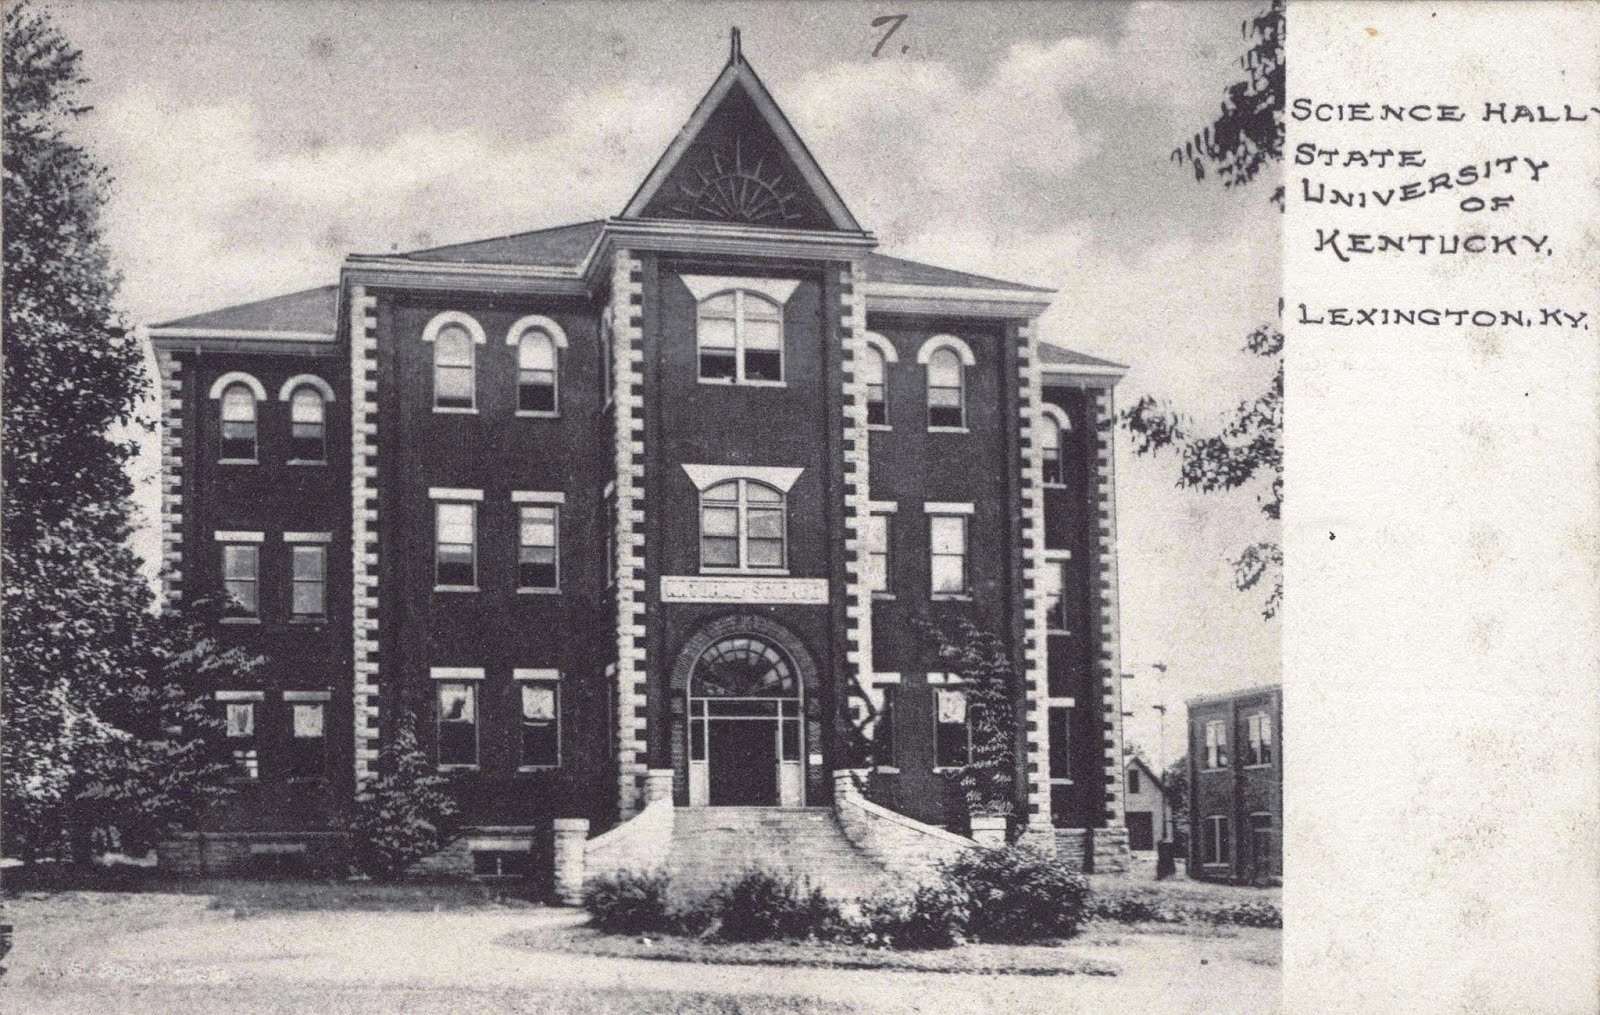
212, 372, 267, 464
866, 500, 896, 597
430, 490, 482, 592
288, 541, 328, 621
925, 503, 974, 600
698, 478, 788, 574
1043, 550, 1071, 633
862, 332, 898, 430
915, 334, 975, 433
432, 669, 483, 770
1245, 712, 1274, 768
1204, 814, 1233, 867
1040, 404, 1070, 487
423, 311, 486, 413
507, 315, 568, 418
685, 276, 799, 387
932, 684, 975, 771
514, 669, 562, 770
216, 532, 264, 623
516, 500, 561, 593
1204, 719, 1229, 769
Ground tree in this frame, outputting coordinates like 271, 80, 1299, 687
917, 619, 1018, 821
346, 719, 461, 880
1162, 755, 1191, 849
1124, 0, 1285, 619
2, 1, 254, 862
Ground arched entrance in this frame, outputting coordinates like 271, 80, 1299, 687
686, 634, 805, 807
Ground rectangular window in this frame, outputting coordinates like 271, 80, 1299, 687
1128, 766, 1141, 794
1204, 815, 1232, 866
437, 682, 478, 767
291, 545, 327, 619
1245, 712, 1273, 766
865, 513, 891, 594
1048, 706, 1072, 781
289, 390, 326, 462
222, 544, 260, 618
286, 702, 325, 778
518, 505, 559, 590
473, 850, 534, 878
1042, 559, 1068, 632
1204, 719, 1229, 769
435, 502, 477, 588
225, 702, 258, 779
874, 685, 897, 766
934, 687, 973, 768
520, 682, 560, 768
929, 514, 969, 596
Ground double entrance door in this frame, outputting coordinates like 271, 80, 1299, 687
687, 696, 804, 807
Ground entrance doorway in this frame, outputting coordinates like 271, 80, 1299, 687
687, 635, 804, 807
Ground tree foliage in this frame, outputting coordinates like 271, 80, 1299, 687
917, 619, 1018, 820
1127, 0, 1285, 619
1171, 0, 1285, 209
2, 1, 255, 862
345, 719, 461, 880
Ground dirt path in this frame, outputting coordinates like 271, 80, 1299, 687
1, 892, 1278, 1013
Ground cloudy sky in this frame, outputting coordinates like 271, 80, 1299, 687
56, 0, 1280, 766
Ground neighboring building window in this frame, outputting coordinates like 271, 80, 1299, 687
291, 545, 327, 620
433, 321, 476, 410
1204, 719, 1229, 769
1042, 558, 1069, 632
1245, 712, 1274, 766
220, 383, 259, 461
862, 344, 887, 426
286, 701, 325, 778
224, 701, 258, 779
1128, 766, 1141, 794
436, 682, 478, 767
697, 289, 784, 384
519, 682, 560, 768
518, 505, 559, 590
1041, 413, 1065, 485
700, 479, 786, 571
1203, 815, 1232, 866
926, 348, 965, 429
517, 328, 558, 414
289, 386, 326, 462
929, 513, 969, 596
1048, 706, 1072, 782
435, 502, 477, 588
221, 543, 260, 618
934, 686, 974, 768
864, 512, 891, 594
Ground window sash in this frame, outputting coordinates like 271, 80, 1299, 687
287, 703, 325, 778
934, 688, 973, 768
699, 479, 786, 572
518, 505, 560, 589
225, 702, 255, 737
1043, 561, 1068, 631
929, 515, 968, 594
865, 514, 890, 593
1205, 720, 1229, 768
434, 328, 475, 409
697, 290, 785, 384
291, 546, 327, 618
1048, 706, 1072, 781
222, 544, 259, 616
437, 682, 479, 767
220, 386, 258, 459
520, 683, 560, 767
435, 502, 477, 586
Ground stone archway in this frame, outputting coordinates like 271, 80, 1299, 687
668, 615, 824, 806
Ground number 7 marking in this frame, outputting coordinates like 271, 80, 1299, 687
872, 14, 908, 57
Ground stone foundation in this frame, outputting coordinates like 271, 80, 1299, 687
158, 832, 347, 876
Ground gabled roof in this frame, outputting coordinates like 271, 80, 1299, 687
619, 30, 861, 232
154, 285, 339, 334
1126, 755, 1166, 793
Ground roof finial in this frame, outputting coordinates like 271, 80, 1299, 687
730, 26, 742, 64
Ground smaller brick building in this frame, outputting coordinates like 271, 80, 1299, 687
1186, 684, 1281, 884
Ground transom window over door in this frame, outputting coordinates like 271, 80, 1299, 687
700, 479, 786, 571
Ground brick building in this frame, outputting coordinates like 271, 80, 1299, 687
1186, 684, 1282, 884
146, 33, 1132, 889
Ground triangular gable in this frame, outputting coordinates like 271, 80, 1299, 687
621, 32, 860, 232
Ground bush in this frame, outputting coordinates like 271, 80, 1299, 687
940, 845, 1089, 942
344, 721, 460, 881
1206, 899, 1282, 929
1086, 891, 1174, 925
713, 868, 842, 942
854, 880, 970, 950
583, 869, 676, 934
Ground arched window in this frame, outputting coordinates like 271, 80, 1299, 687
700, 479, 786, 571
289, 386, 326, 462
691, 636, 799, 698
862, 344, 887, 426
697, 290, 784, 384
433, 322, 476, 409
517, 328, 558, 414
926, 348, 965, 429
220, 384, 258, 461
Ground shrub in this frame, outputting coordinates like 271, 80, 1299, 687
1086, 891, 1173, 925
940, 845, 1089, 942
582, 869, 676, 934
344, 721, 460, 881
713, 868, 842, 942
1207, 899, 1282, 929
855, 880, 970, 950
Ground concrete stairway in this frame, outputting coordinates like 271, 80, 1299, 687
664, 807, 900, 900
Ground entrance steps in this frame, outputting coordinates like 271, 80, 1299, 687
663, 807, 900, 900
